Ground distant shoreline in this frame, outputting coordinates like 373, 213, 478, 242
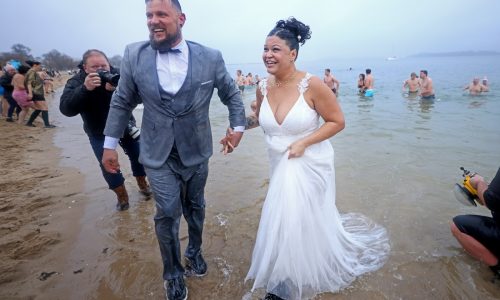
409, 50, 500, 58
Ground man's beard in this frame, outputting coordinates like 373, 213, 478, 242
149, 29, 182, 52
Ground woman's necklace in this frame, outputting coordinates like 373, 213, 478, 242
272, 70, 297, 88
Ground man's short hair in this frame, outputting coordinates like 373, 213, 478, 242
366, 68, 371, 74
420, 70, 428, 76
81, 49, 110, 66
144, 0, 182, 12
325, 68, 330, 73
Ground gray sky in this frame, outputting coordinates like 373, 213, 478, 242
1, 0, 499, 64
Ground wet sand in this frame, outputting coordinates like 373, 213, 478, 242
0, 77, 88, 298
1, 81, 500, 299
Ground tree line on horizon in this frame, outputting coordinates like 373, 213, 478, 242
0, 44, 122, 71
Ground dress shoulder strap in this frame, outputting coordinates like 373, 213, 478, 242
259, 78, 268, 96
298, 73, 313, 94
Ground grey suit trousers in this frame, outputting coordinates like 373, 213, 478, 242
146, 147, 208, 280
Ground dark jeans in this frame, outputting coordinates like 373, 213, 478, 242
5, 95, 20, 118
146, 148, 208, 280
88, 134, 146, 189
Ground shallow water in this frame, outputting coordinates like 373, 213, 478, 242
51, 55, 500, 299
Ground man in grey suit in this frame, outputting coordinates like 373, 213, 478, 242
102, 1, 245, 299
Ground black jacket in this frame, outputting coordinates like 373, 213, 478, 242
0, 72, 14, 99
485, 168, 500, 223
60, 69, 134, 136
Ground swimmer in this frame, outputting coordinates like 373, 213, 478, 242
403, 72, 420, 94
464, 77, 487, 95
364, 68, 374, 97
323, 68, 340, 96
419, 70, 435, 100
482, 77, 489, 92
357, 74, 366, 94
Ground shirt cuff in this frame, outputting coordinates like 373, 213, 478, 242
104, 136, 119, 150
233, 126, 245, 132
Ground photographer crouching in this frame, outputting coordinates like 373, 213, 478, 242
60, 49, 151, 211
451, 167, 500, 277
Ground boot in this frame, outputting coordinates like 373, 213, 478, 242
41, 111, 56, 128
136, 176, 152, 197
113, 184, 129, 211
26, 110, 41, 126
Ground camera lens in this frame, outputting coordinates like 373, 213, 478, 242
97, 69, 120, 87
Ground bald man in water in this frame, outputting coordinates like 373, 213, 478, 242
464, 78, 487, 95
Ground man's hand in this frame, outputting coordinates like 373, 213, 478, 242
104, 83, 116, 92
102, 149, 120, 173
219, 127, 244, 155
84, 73, 101, 91
470, 174, 488, 206
470, 174, 485, 190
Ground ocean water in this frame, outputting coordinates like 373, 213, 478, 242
206, 55, 500, 299
52, 55, 500, 299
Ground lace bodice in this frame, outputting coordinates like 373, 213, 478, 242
258, 73, 319, 137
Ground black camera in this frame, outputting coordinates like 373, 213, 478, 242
96, 69, 120, 87
127, 121, 141, 140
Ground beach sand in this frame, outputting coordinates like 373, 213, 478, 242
0, 77, 88, 298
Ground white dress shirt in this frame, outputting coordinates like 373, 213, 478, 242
157, 39, 189, 95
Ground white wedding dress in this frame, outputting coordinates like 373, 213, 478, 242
245, 73, 390, 300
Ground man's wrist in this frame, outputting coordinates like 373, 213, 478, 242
104, 136, 119, 150
233, 126, 245, 132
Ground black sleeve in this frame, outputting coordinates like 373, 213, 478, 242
0, 75, 11, 89
484, 168, 500, 211
59, 74, 90, 117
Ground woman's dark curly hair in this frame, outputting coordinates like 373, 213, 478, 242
267, 17, 311, 60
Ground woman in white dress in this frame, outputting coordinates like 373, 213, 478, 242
225, 18, 390, 300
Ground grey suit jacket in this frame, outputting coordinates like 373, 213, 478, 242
104, 41, 245, 168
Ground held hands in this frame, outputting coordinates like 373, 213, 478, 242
102, 149, 120, 174
219, 127, 243, 155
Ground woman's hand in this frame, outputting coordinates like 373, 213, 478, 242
288, 140, 307, 159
